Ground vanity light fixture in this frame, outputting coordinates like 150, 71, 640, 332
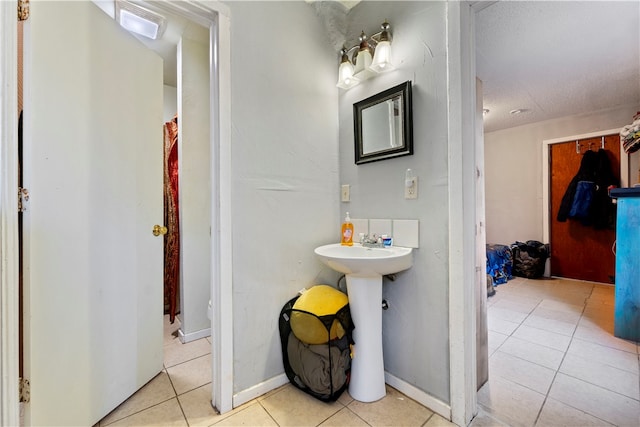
115, 0, 167, 40
336, 20, 394, 90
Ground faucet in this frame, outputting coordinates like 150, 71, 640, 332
360, 233, 384, 248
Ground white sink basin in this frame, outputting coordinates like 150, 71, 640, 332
314, 243, 413, 402
314, 243, 412, 276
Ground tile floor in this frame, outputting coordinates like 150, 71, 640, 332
96, 316, 450, 427
97, 277, 640, 426
479, 277, 640, 427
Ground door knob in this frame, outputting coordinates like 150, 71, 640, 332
153, 224, 168, 236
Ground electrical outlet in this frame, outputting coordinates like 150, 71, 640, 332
405, 177, 418, 199
341, 184, 350, 202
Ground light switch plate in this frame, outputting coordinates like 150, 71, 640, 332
405, 177, 418, 199
341, 184, 350, 202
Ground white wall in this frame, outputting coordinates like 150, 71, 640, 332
340, 2, 452, 404
163, 85, 177, 123
177, 35, 211, 336
225, 1, 340, 395
484, 104, 640, 246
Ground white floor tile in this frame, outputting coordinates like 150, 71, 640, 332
164, 337, 211, 368
559, 353, 640, 400
567, 338, 639, 374
488, 313, 521, 335
106, 398, 188, 427
573, 324, 639, 354
489, 306, 530, 324
166, 354, 212, 395
319, 408, 368, 427
522, 314, 577, 337
548, 373, 640, 427
537, 397, 615, 426
511, 324, 572, 352
100, 371, 176, 425
489, 351, 555, 394
529, 306, 581, 324
212, 402, 278, 426
488, 330, 509, 356
537, 299, 584, 315
492, 298, 538, 315
477, 375, 545, 427
498, 336, 565, 371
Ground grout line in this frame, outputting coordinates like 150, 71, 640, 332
531, 283, 593, 426
164, 350, 212, 371
421, 412, 435, 427
174, 393, 190, 427
256, 399, 282, 426
99, 370, 178, 426
101, 396, 182, 426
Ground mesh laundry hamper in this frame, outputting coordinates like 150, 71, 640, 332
278, 294, 354, 402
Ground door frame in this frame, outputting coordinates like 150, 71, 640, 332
0, 0, 234, 421
149, 0, 233, 413
542, 128, 625, 276
0, 1, 20, 425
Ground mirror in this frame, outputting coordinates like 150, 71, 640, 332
354, 81, 413, 164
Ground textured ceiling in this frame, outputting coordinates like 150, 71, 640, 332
476, 1, 640, 132
97, 1, 640, 133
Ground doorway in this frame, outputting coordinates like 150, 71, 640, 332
543, 129, 624, 285
548, 134, 620, 284
116, 0, 235, 414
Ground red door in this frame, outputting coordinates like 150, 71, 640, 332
549, 135, 620, 283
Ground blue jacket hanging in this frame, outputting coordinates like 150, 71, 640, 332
568, 181, 595, 221
557, 149, 617, 228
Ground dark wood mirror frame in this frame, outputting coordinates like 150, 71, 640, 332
353, 81, 413, 165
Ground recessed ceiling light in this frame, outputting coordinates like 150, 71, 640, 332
509, 108, 529, 115
115, 0, 166, 40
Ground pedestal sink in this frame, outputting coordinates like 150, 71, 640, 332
314, 243, 413, 402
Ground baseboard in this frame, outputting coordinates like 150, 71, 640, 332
233, 374, 289, 408
178, 327, 211, 343
384, 372, 452, 421
232, 370, 451, 421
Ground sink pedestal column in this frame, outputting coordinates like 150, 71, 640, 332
345, 274, 386, 402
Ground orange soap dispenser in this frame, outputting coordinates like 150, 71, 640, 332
341, 212, 354, 246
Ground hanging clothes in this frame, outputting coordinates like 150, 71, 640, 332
557, 148, 617, 228
164, 116, 180, 323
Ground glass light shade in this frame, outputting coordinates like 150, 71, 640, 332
353, 49, 373, 81
119, 9, 160, 39
336, 60, 360, 89
370, 41, 393, 73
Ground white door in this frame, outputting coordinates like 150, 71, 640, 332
22, 2, 164, 425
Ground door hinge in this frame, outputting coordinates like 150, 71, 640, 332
18, 187, 29, 212
18, 0, 29, 21
19, 377, 30, 403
